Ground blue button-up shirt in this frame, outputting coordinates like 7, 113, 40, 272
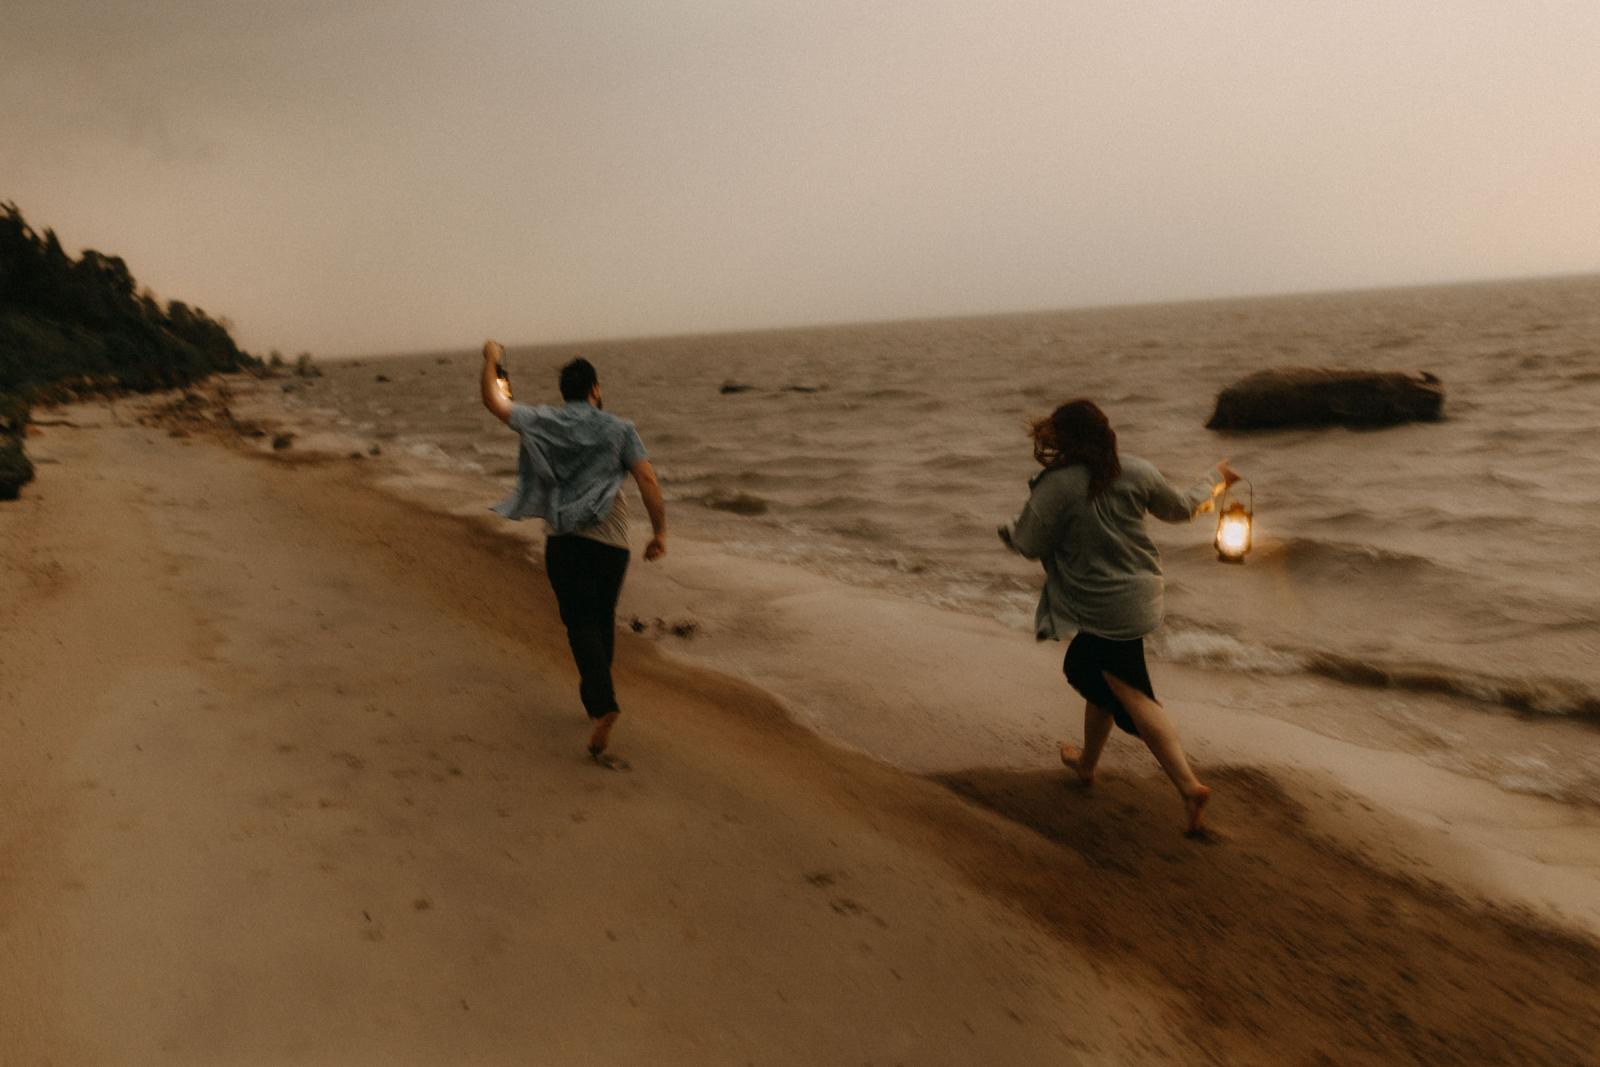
491, 401, 648, 534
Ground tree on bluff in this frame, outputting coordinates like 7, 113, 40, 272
0, 200, 262, 398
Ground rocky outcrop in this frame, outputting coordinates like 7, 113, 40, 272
1206, 368, 1443, 431
0, 394, 32, 500
0, 436, 33, 500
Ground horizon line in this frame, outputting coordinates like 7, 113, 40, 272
315, 266, 1600, 363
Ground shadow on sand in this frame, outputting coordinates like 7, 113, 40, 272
930, 763, 1600, 1066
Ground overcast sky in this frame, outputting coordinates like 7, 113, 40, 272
5, 2, 1599, 356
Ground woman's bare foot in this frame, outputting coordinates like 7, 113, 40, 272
1183, 785, 1212, 836
1060, 743, 1095, 785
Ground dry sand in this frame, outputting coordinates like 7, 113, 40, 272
3, 386, 1598, 1066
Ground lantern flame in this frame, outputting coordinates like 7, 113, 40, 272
1217, 514, 1250, 556
1214, 483, 1253, 563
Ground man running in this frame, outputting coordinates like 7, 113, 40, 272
480, 340, 666, 768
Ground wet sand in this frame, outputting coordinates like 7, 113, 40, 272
2, 387, 1597, 1065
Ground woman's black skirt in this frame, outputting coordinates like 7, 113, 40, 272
1063, 631, 1156, 736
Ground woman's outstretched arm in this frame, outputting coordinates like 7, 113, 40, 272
1146, 460, 1237, 523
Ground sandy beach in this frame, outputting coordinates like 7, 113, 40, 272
4, 384, 1599, 1066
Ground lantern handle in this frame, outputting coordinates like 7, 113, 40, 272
1218, 475, 1252, 513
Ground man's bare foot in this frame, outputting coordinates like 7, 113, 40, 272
1060, 743, 1095, 785
1183, 785, 1212, 836
588, 711, 619, 757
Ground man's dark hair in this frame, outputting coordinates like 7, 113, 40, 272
558, 357, 598, 402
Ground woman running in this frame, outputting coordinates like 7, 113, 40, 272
1000, 399, 1237, 834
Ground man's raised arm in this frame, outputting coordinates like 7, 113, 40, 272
480, 339, 513, 423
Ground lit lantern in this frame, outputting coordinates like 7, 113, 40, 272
495, 361, 513, 401
1214, 479, 1253, 564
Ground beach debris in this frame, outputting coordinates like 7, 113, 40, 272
367, 444, 382, 456
375, 374, 391, 383
719, 381, 756, 394
628, 616, 700, 639
781, 384, 824, 394
271, 433, 294, 450
1206, 367, 1443, 430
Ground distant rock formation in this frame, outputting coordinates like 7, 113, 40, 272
1206, 368, 1443, 430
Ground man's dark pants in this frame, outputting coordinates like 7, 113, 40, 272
544, 534, 630, 719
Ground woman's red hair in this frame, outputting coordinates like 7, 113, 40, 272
1029, 399, 1121, 499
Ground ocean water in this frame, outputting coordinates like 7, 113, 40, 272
294, 275, 1600, 735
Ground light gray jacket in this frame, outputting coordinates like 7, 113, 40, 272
1003, 455, 1224, 641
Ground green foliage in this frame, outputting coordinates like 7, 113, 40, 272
0, 200, 263, 400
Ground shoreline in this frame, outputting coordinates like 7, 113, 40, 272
4, 384, 1599, 1064
267, 371, 1600, 935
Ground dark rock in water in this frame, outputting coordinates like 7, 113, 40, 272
0, 436, 35, 500
698, 490, 769, 516
271, 433, 294, 450
719, 381, 755, 395
1206, 368, 1443, 430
